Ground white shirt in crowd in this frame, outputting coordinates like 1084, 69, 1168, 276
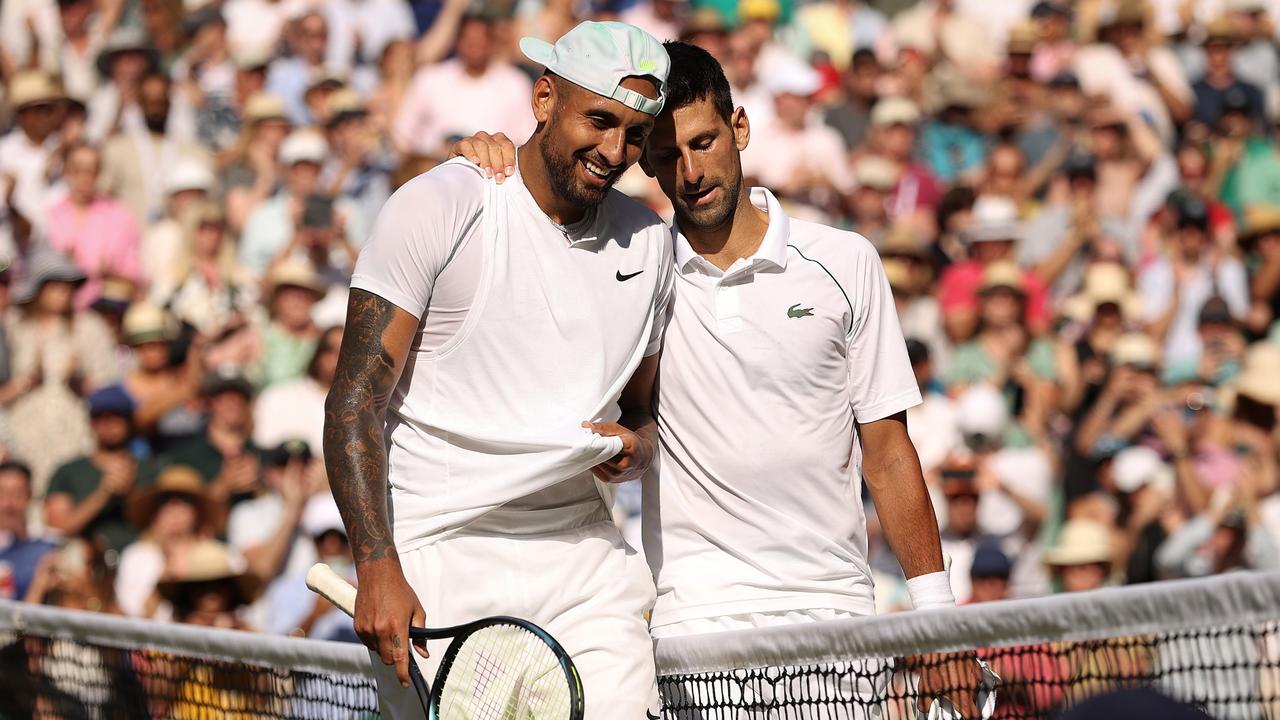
393, 60, 536, 158
350, 158, 673, 550
645, 187, 921, 630
253, 376, 329, 453
1138, 254, 1249, 368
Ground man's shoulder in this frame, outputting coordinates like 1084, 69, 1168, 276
787, 219, 878, 267
49, 456, 99, 487
600, 189, 669, 238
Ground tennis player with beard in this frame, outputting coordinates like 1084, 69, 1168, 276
455, 42, 992, 718
324, 22, 674, 719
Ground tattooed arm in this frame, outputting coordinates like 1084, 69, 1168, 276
323, 288, 427, 688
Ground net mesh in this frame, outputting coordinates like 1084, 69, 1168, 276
1, 572, 1278, 719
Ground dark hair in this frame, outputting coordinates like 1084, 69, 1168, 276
937, 186, 976, 233
661, 41, 734, 123
851, 48, 878, 70
0, 461, 33, 487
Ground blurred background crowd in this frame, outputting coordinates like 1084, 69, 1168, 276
0, 0, 1278, 642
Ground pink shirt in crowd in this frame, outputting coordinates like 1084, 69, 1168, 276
393, 58, 536, 157
938, 260, 1051, 333
47, 196, 142, 309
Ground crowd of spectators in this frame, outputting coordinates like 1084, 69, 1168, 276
0, 0, 1278, 643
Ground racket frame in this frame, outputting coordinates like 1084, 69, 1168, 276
415, 616, 585, 720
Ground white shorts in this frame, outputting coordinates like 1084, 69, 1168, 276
371, 518, 660, 719
652, 609, 891, 720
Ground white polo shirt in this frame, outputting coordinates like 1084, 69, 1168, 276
643, 187, 921, 628
351, 159, 674, 551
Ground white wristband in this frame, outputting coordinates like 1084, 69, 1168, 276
906, 571, 956, 610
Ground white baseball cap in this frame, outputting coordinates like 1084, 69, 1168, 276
762, 57, 822, 97
955, 383, 1010, 439
165, 159, 215, 195
302, 493, 347, 538
279, 129, 328, 166
520, 21, 670, 116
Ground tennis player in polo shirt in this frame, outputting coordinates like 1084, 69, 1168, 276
324, 23, 674, 719
455, 42, 991, 717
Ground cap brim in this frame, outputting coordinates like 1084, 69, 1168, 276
519, 37, 556, 67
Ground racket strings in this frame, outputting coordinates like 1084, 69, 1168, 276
437, 623, 573, 720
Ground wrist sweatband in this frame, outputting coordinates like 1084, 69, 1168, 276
907, 570, 956, 610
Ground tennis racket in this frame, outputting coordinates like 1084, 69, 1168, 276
306, 563, 585, 720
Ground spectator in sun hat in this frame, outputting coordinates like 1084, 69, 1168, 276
393, 12, 535, 159
42, 384, 140, 554
321, 89, 392, 235
1238, 205, 1280, 335
119, 303, 203, 439
221, 91, 290, 232
1045, 518, 1115, 592
255, 258, 324, 388
85, 25, 166, 142
240, 128, 365, 277
1140, 193, 1249, 369
937, 196, 1051, 342
140, 158, 216, 284
866, 96, 943, 222
947, 261, 1059, 399
0, 71, 67, 243
301, 68, 347, 128
116, 464, 217, 618
1191, 17, 1267, 134
849, 154, 897, 241
156, 538, 261, 629
8, 249, 119, 495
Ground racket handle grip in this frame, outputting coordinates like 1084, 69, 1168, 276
306, 562, 357, 617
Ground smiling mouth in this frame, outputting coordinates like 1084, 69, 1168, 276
582, 158, 618, 182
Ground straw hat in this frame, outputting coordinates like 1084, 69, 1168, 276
122, 303, 175, 346
92, 276, 137, 315
268, 257, 327, 298
12, 249, 86, 305
879, 223, 928, 259
1203, 16, 1240, 45
870, 97, 921, 128
1007, 21, 1039, 54
242, 92, 288, 124
1044, 519, 1113, 567
1099, 0, 1148, 28
126, 465, 216, 530
855, 155, 900, 192
978, 261, 1025, 294
882, 259, 911, 291
1063, 262, 1143, 322
7, 70, 66, 111
326, 88, 367, 126
1230, 343, 1280, 406
1110, 332, 1159, 368
963, 196, 1022, 244
156, 539, 263, 606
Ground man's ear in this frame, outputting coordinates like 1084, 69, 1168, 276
531, 75, 556, 125
732, 106, 750, 152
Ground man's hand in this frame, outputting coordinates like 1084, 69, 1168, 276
449, 131, 516, 183
99, 456, 137, 496
583, 421, 654, 483
912, 652, 987, 718
354, 560, 429, 688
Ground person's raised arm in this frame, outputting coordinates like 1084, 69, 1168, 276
323, 289, 427, 688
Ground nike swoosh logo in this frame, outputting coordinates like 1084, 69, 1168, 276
616, 270, 645, 281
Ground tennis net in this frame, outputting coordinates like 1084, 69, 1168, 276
2, 571, 1279, 718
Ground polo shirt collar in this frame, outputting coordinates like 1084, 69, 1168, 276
673, 186, 790, 274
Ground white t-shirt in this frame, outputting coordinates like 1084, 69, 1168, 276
644, 187, 921, 628
253, 376, 328, 453
351, 159, 674, 550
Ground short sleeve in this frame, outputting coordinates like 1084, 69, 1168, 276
46, 461, 80, 498
846, 246, 923, 423
349, 159, 485, 318
645, 229, 676, 357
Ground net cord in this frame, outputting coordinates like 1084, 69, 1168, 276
0, 599, 374, 677
653, 571, 1280, 675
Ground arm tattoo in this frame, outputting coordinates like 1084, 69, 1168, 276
324, 289, 401, 564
